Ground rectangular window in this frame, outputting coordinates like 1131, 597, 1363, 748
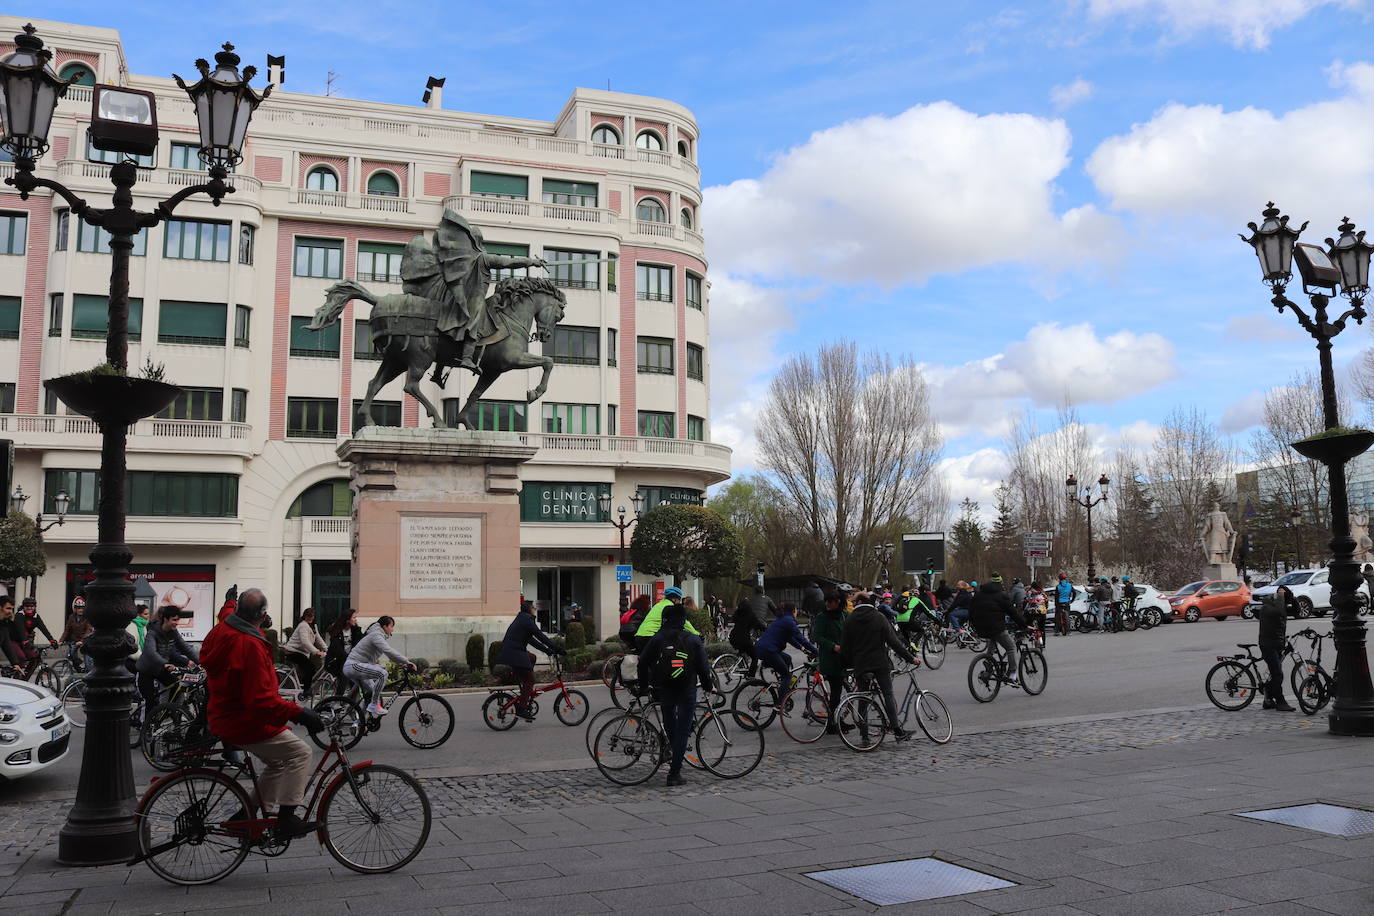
443, 398, 526, 431
48, 294, 62, 337
45, 469, 99, 515
541, 402, 599, 435
289, 315, 341, 358
230, 388, 247, 423
293, 237, 343, 278
44, 388, 58, 415
354, 319, 379, 359
687, 415, 705, 441
234, 305, 251, 348
156, 386, 223, 421
470, 171, 529, 199
547, 325, 599, 365
76, 220, 146, 256
485, 242, 529, 281
520, 482, 609, 523
238, 225, 255, 265
541, 179, 598, 208
543, 248, 599, 289
636, 264, 672, 302
54, 210, 68, 251
86, 138, 153, 168
358, 241, 404, 283
72, 294, 143, 341
0, 383, 14, 414
169, 142, 204, 171
0, 297, 18, 340
637, 410, 675, 438
287, 397, 339, 439
608, 404, 617, 435
607, 327, 617, 367
638, 485, 703, 506
158, 300, 227, 346
686, 273, 703, 310
163, 218, 231, 262
127, 471, 238, 518
636, 336, 674, 374
687, 343, 704, 381
352, 399, 401, 428
607, 252, 618, 291
0, 212, 25, 255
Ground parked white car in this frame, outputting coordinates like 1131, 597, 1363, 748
0, 677, 69, 781
1052, 583, 1172, 626
1245, 568, 1371, 619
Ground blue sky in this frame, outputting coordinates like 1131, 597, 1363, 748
27, 0, 1374, 511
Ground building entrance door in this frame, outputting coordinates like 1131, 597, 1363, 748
525, 566, 598, 635
311, 560, 351, 635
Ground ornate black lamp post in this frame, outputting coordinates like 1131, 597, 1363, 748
10, 485, 69, 532
1288, 506, 1305, 571
1242, 202, 1374, 736
1, 25, 270, 864
1067, 474, 1110, 582
871, 542, 895, 589
599, 490, 644, 615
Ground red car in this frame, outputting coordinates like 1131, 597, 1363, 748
1166, 580, 1252, 622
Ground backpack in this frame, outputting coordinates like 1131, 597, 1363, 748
650, 629, 695, 689
618, 606, 649, 642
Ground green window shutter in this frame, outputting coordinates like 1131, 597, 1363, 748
0, 297, 18, 338
470, 172, 528, 198
331, 480, 352, 515
358, 241, 403, 256
542, 179, 599, 197
290, 316, 340, 356
72, 296, 143, 340
484, 242, 529, 257
159, 301, 226, 344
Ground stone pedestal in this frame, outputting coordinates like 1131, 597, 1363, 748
338, 427, 536, 658
1205, 562, 1239, 581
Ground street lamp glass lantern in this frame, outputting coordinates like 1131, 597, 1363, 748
596, 489, 611, 517
1065, 474, 1078, 499
174, 42, 271, 170
630, 492, 644, 515
1327, 217, 1374, 297
1098, 474, 1110, 496
8, 486, 26, 514
54, 490, 69, 518
0, 24, 71, 160
1241, 202, 1306, 287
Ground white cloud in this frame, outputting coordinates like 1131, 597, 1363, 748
939, 449, 1012, 518
1051, 78, 1094, 110
1082, 0, 1364, 50
1087, 62, 1374, 229
703, 101, 1119, 286
1224, 313, 1302, 342
1219, 390, 1269, 433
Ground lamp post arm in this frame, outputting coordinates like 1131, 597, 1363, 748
1273, 290, 1318, 335
5, 169, 100, 225
152, 171, 234, 221
1331, 300, 1368, 336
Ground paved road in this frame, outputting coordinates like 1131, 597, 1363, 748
6, 613, 1335, 803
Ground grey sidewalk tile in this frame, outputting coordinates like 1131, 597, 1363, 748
677, 837, 805, 862
438, 894, 611, 916
1301, 888, 1374, 915
866, 899, 1001, 915
548, 849, 685, 876
344, 883, 506, 913
764, 844, 903, 870
438, 814, 531, 842
1196, 866, 1368, 904
462, 844, 606, 870
1073, 884, 1253, 916
414, 861, 559, 889
969, 875, 1122, 914
1077, 860, 1227, 894
1306, 854, 1374, 882
1202, 903, 1341, 915
590, 876, 753, 907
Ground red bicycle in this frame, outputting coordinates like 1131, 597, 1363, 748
131, 718, 431, 885
481, 656, 590, 730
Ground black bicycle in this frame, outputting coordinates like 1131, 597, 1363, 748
313, 667, 454, 750
968, 631, 1048, 702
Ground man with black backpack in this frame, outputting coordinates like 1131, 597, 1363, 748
640, 602, 712, 787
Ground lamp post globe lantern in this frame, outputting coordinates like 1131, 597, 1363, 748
1327, 217, 1374, 299
1241, 202, 1307, 289
9, 485, 27, 515
1098, 474, 1110, 496
54, 489, 69, 519
596, 488, 611, 519
1065, 474, 1078, 499
631, 492, 644, 515
0, 24, 71, 161
174, 42, 271, 171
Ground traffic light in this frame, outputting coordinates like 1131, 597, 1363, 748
1238, 533, 1252, 563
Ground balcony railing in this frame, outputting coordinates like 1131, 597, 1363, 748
442, 194, 617, 227
514, 432, 732, 476
360, 195, 411, 213
0, 414, 250, 447
296, 189, 347, 208
51, 160, 262, 199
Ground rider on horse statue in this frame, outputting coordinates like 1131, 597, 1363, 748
400, 210, 546, 382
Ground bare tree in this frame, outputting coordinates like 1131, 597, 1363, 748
1247, 370, 1327, 528
1145, 406, 1234, 587
1003, 406, 1094, 575
757, 341, 945, 583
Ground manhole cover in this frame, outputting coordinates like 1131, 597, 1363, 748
1238, 803, 1374, 836
806, 857, 1015, 905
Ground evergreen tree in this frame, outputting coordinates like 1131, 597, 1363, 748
949, 498, 988, 582
987, 483, 1020, 580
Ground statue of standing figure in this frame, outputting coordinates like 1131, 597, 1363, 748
1200, 500, 1237, 566
1351, 508, 1374, 565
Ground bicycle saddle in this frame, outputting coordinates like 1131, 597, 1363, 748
1235, 643, 1257, 649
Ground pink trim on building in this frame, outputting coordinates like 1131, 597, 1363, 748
360, 161, 409, 197
617, 256, 636, 435
11, 200, 51, 414
634, 119, 669, 145
299, 155, 348, 188
254, 156, 283, 183
619, 246, 708, 438
403, 394, 420, 427
51, 135, 69, 160
422, 172, 451, 198
54, 50, 98, 71
608, 190, 622, 215
633, 188, 670, 215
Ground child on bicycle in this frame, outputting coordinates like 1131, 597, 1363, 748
344, 616, 416, 717
1024, 582, 1047, 634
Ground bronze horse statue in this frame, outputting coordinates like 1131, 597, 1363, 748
309, 276, 566, 429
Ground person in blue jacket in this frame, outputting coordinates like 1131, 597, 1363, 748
753, 601, 817, 698
1054, 574, 1075, 637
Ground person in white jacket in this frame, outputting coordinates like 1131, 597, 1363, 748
344, 616, 415, 716
283, 607, 328, 697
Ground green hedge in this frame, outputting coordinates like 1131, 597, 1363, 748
564, 621, 586, 650
466, 634, 486, 670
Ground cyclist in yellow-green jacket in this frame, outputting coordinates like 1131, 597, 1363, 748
634, 586, 700, 650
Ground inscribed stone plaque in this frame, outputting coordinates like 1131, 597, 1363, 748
400, 515, 481, 600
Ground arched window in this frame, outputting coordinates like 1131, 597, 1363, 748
305, 166, 339, 192
636, 197, 666, 223
591, 124, 620, 145
366, 171, 399, 197
286, 478, 351, 518
679, 208, 693, 229
59, 63, 95, 87
677, 139, 690, 159
635, 130, 663, 151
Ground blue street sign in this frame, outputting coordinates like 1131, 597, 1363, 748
616, 565, 633, 582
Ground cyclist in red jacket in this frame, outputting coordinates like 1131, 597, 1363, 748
200, 587, 323, 838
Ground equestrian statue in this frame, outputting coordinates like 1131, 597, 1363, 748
308, 210, 567, 429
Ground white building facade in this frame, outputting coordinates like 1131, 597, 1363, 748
0, 18, 730, 647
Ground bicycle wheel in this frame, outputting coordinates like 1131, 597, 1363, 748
584, 705, 625, 758
1204, 660, 1258, 711
913, 692, 953, 744
695, 710, 765, 778
921, 631, 946, 670
779, 685, 828, 743
60, 678, 87, 728
836, 695, 885, 752
481, 691, 520, 731
731, 679, 778, 729
1138, 609, 1157, 630
32, 665, 59, 693
1290, 661, 1324, 700
592, 713, 664, 786
1297, 671, 1333, 714
320, 763, 432, 874
968, 654, 1001, 703
136, 768, 252, 886
398, 693, 455, 748
1019, 649, 1049, 696
49, 657, 74, 686
1121, 610, 1139, 632
307, 672, 338, 705
601, 654, 624, 690
552, 688, 590, 726
710, 653, 742, 692
141, 704, 196, 772
312, 697, 364, 750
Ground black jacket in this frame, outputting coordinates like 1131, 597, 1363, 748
840, 604, 915, 674
136, 624, 198, 675
969, 582, 1026, 636
800, 585, 826, 619
1258, 591, 1296, 648
325, 624, 364, 675
729, 600, 767, 648
640, 623, 712, 694
498, 611, 559, 668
